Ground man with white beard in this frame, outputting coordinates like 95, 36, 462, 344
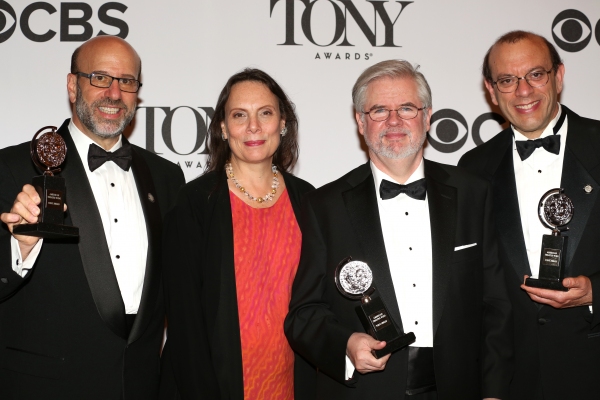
285, 59, 512, 400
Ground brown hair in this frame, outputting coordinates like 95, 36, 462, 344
206, 68, 299, 173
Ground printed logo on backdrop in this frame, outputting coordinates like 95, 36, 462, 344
0, 1, 128, 43
427, 109, 506, 153
269, 0, 415, 61
136, 107, 213, 171
137, 106, 507, 161
552, 9, 600, 52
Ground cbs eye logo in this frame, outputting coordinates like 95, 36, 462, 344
0, 1, 128, 44
0, 1, 16, 43
552, 9, 600, 52
427, 109, 507, 153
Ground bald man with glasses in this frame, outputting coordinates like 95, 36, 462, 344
0, 36, 184, 400
460, 30, 600, 400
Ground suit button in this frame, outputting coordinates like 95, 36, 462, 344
538, 318, 547, 325
0, 278, 8, 284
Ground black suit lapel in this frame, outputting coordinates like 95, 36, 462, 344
342, 164, 403, 332
58, 121, 127, 339
127, 140, 163, 344
490, 135, 532, 280
282, 171, 302, 220
424, 161, 456, 336
560, 107, 600, 274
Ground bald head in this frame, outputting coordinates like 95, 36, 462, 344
71, 36, 141, 78
483, 30, 561, 83
67, 36, 141, 149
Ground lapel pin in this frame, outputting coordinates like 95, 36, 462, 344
584, 184, 593, 194
148, 193, 155, 203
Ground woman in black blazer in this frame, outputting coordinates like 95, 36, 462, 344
159, 69, 315, 399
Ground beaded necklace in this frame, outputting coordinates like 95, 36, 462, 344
225, 162, 279, 203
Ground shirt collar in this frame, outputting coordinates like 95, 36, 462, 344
69, 120, 123, 171
370, 158, 425, 190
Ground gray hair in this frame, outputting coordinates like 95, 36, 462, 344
352, 60, 432, 113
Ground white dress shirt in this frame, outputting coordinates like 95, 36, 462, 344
371, 159, 434, 347
512, 104, 567, 278
346, 159, 433, 378
11, 121, 148, 314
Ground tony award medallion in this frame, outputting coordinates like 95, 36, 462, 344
335, 257, 415, 358
525, 188, 573, 291
13, 126, 79, 239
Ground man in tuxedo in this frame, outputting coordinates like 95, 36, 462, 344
0, 36, 184, 399
459, 31, 600, 399
285, 60, 512, 400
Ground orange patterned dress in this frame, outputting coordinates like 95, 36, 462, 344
230, 189, 301, 399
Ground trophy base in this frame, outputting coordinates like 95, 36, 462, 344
525, 277, 568, 292
373, 331, 416, 359
13, 222, 79, 239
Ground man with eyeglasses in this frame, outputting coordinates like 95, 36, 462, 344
285, 59, 512, 399
459, 30, 600, 400
0, 36, 184, 400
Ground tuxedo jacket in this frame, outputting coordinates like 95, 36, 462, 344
284, 160, 513, 400
0, 119, 184, 400
158, 170, 316, 400
459, 105, 600, 400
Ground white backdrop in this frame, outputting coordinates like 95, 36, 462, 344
1, 0, 599, 187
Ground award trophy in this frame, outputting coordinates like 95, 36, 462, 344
13, 126, 79, 239
335, 257, 415, 358
525, 188, 573, 291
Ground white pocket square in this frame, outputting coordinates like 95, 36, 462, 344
454, 243, 477, 251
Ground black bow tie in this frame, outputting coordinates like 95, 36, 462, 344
515, 135, 560, 161
88, 142, 133, 172
514, 108, 566, 161
379, 178, 427, 201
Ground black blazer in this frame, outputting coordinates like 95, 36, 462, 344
459, 105, 600, 400
159, 169, 315, 400
284, 160, 513, 400
0, 119, 184, 400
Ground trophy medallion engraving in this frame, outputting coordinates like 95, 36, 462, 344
35, 132, 67, 170
336, 260, 373, 298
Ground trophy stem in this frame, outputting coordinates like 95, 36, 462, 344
525, 234, 569, 292
12, 174, 79, 239
15, 126, 79, 239
530, 188, 573, 291
355, 296, 415, 358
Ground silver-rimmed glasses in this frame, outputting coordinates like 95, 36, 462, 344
362, 105, 427, 122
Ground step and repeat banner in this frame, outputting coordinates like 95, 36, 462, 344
1, 0, 599, 187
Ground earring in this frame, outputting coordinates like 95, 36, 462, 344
221, 133, 227, 141
281, 127, 288, 137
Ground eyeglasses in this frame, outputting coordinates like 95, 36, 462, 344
492, 68, 553, 93
362, 105, 427, 122
75, 72, 142, 93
